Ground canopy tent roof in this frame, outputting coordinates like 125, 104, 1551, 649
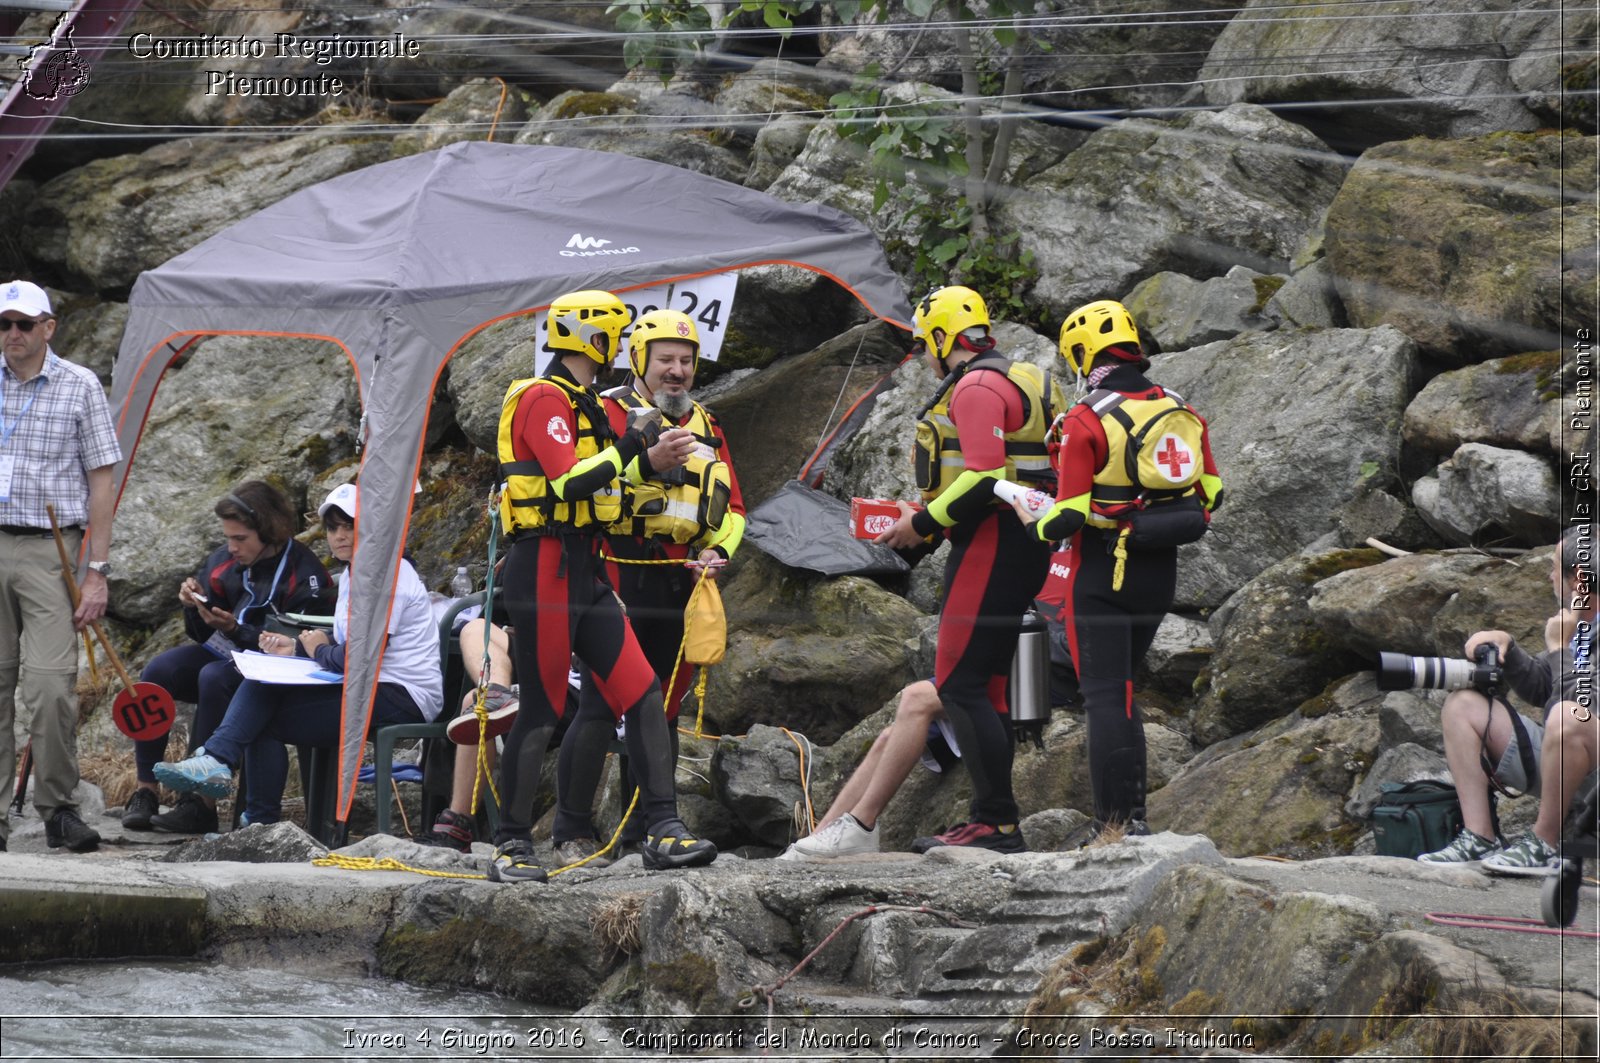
109, 140, 912, 824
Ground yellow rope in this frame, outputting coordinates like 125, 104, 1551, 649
312, 853, 488, 880
600, 554, 688, 566
82, 630, 100, 684
1112, 526, 1130, 592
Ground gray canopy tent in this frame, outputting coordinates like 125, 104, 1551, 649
108, 140, 912, 829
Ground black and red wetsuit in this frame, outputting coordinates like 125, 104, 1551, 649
493, 363, 674, 845
1034, 362, 1221, 825
909, 352, 1052, 827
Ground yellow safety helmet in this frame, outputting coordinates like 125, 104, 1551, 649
912, 286, 990, 365
546, 289, 631, 366
1059, 299, 1142, 376
628, 308, 700, 377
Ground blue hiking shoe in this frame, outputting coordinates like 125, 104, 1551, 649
153, 749, 234, 799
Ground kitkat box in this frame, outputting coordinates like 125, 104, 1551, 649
851, 497, 921, 539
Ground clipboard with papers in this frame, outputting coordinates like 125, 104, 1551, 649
231, 650, 342, 685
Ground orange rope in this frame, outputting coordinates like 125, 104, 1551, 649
487, 78, 509, 141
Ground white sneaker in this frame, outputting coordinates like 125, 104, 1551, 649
777, 813, 879, 862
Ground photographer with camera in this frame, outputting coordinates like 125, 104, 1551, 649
1413, 523, 1596, 874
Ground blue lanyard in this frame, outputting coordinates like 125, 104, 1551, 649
1573, 627, 1593, 674
237, 546, 292, 622
0, 372, 42, 449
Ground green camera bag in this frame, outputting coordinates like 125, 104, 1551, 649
1370, 780, 1465, 858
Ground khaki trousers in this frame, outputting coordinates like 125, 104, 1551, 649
0, 528, 83, 841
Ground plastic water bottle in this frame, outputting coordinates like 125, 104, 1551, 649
993, 479, 1055, 519
450, 566, 473, 598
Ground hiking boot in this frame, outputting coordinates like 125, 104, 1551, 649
46, 808, 100, 852
153, 749, 234, 799
487, 839, 548, 884
778, 813, 879, 862
913, 821, 1026, 854
553, 837, 613, 869
1481, 831, 1561, 877
640, 820, 717, 870
121, 787, 160, 831
1418, 827, 1501, 864
417, 809, 475, 853
150, 792, 220, 835
446, 683, 519, 745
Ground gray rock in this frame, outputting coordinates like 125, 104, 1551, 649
513, 88, 747, 184
1501, 0, 1600, 132
1018, 806, 1094, 852
50, 295, 125, 384
1200, 0, 1539, 143
1307, 547, 1554, 664
709, 559, 926, 743
1411, 443, 1562, 548
108, 336, 359, 626
746, 113, 820, 191
998, 104, 1345, 323
1192, 549, 1381, 746
1404, 352, 1565, 457
392, 79, 531, 157
1262, 259, 1348, 330
1152, 676, 1384, 857
711, 724, 806, 847
1151, 326, 1417, 609
162, 821, 329, 863
1325, 132, 1598, 362
1345, 743, 1452, 820
1335, 481, 1442, 552
715, 264, 871, 372
1137, 613, 1213, 700
1123, 266, 1275, 352
1376, 690, 1448, 756
27, 129, 391, 292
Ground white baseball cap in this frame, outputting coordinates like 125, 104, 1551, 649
0, 280, 51, 318
318, 483, 358, 520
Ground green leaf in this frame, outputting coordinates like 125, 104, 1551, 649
762, 3, 793, 28
904, 0, 937, 16
931, 238, 966, 264
872, 181, 890, 213
1359, 461, 1380, 479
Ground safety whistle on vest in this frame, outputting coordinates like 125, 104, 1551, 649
993, 479, 1055, 519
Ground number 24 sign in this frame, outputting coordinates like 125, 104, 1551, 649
533, 273, 738, 375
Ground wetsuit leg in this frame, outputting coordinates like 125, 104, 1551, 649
553, 667, 616, 843
934, 510, 1051, 825
1069, 530, 1176, 825
492, 536, 575, 845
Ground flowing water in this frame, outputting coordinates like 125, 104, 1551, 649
0, 960, 610, 1060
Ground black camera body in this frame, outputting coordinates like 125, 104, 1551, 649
1376, 643, 1503, 697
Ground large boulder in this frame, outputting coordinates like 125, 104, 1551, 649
1403, 351, 1566, 457
1410, 443, 1563, 547
707, 555, 926, 742
1307, 547, 1554, 666
1150, 675, 1385, 857
513, 88, 747, 184
1192, 549, 1382, 746
109, 335, 360, 626
1324, 132, 1599, 363
1199, 0, 1540, 147
1152, 326, 1417, 609
1123, 265, 1275, 353
997, 104, 1345, 322
392, 79, 531, 157
1262, 259, 1348, 331
26, 128, 390, 293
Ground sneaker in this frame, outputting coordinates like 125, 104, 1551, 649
418, 809, 475, 853
640, 820, 717, 870
1418, 827, 1501, 864
1481, 832, 1561, 877
487, 839, 548, 884
45, 808, 100, 852
121, 788, 160, 831
913, 821, 1027, 854
153, 750, 234, 799
553, 836, 614, 869
447, 683, 519, 745
778, 813, 879, 862
150, 792, 220, 835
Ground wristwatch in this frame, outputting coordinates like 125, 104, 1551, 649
87, 560, 112, 576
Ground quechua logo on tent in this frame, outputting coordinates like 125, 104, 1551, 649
561, 233, 641, 258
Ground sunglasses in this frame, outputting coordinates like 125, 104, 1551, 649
0, 318, 42, 333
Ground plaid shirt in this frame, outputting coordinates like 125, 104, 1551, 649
0, 348, 121, 529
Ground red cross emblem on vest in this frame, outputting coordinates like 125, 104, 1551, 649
1156, 435, 1192, 479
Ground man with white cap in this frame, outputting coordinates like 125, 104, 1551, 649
0, 280, 121, 853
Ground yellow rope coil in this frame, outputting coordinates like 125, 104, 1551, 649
1112, 526, 1130, 592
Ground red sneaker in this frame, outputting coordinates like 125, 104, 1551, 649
912, 821, 1027, 854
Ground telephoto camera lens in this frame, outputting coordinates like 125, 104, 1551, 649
1375, 653, 1478, 691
